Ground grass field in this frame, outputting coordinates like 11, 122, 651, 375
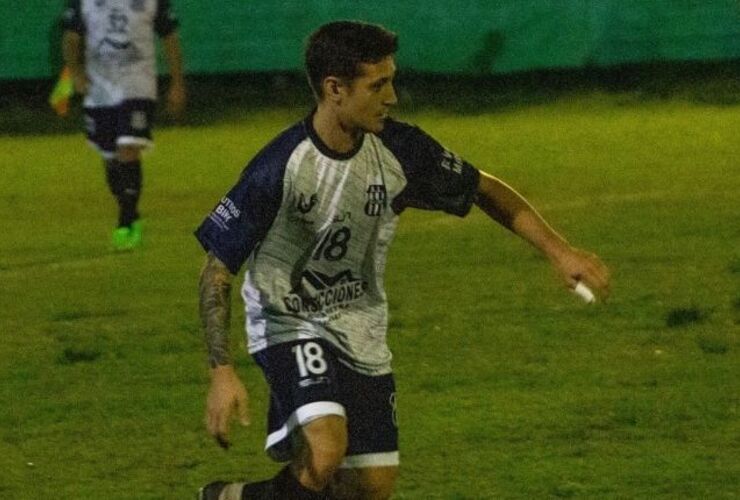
0, 90, 738, 498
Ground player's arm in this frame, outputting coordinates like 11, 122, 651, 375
161, 31, 186, 117
199, 252, 235, 368
475, 170, 610, 299
61, 30, 87, 94
199, 252, 250, 448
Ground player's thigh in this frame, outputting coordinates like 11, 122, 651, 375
115, 99, 155, 157
332, 466, 399, 500
253, 339, 347, 463
84, 106, 117, 158
338, 366, 399, 467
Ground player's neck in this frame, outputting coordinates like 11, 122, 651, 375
312, 105, 363, 155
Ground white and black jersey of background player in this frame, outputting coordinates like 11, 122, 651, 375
61, 0, 181, 248
195, 110, 480, 467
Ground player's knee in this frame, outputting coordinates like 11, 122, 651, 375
298, 415, 348, 486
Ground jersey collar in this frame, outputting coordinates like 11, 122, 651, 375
304, 109, 365, 161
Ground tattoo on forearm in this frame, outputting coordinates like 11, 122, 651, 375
199, 254, 233, 368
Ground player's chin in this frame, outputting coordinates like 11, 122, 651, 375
367, 116, 388, 134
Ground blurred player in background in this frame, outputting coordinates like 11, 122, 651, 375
195, 21, 609, 500
61, 0, 186, 250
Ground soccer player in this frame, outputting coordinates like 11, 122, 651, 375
195, 21, 609, 500
61, 0, 186, 250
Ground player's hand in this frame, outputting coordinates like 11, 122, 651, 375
551, 245, 610, 301
206, 365, 250, 449
166, 81, 186, 119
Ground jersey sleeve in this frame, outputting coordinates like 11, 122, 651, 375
195, 161, 285, 275
379, 119, 480, 217
154, 0, 179, 37
61, 0, 84, 34
195, 123, 306, 274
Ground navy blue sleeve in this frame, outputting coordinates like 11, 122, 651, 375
154, 0, 179, 37
195, 123, 307, 274
378, 119, 480, 217
61, 0, 84, 34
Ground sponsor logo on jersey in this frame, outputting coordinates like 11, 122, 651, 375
92, 8, 143, 66
364, 184, 387, 216
332, 211, 351, 223
283, 269, 367, 316
297, 193, 318, 214
441, 150, 464, 174
108, 8, 129, 35
298, 376, 330, 388
95, 37, 143, 66
208, 197, 241, 230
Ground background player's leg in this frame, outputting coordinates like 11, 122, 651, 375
115, 145, 143, 227
107, 145, 143, 250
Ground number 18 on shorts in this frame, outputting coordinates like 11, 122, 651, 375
254, 339, 399, 467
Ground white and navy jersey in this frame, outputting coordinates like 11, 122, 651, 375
196, 115, 480, 375
62, 0, 179, 107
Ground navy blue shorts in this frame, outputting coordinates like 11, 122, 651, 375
253, 339, 399, 468
83, 99, 155, 158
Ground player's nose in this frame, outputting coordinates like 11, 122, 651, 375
385, 84, 398, 106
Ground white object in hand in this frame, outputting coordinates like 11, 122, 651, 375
573, 281, 596, 303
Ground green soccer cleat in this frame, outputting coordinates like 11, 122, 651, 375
128, 219, 143, 248
112, 226, 132, 251
111, 220, 143, 251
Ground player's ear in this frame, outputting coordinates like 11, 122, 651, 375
323, 76, 343, 103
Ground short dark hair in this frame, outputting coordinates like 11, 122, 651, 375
305, 21, 398, 99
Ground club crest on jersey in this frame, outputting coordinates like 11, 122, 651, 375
364, 184, 387, 217
297, 193, 318, 214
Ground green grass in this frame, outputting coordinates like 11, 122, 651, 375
1, 93, 738, 499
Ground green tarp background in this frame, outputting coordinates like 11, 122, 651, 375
1, 0, 739, 80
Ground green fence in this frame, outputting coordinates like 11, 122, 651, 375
2, 0, 739, 80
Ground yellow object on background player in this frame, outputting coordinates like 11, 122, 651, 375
49, 66, 74, 117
